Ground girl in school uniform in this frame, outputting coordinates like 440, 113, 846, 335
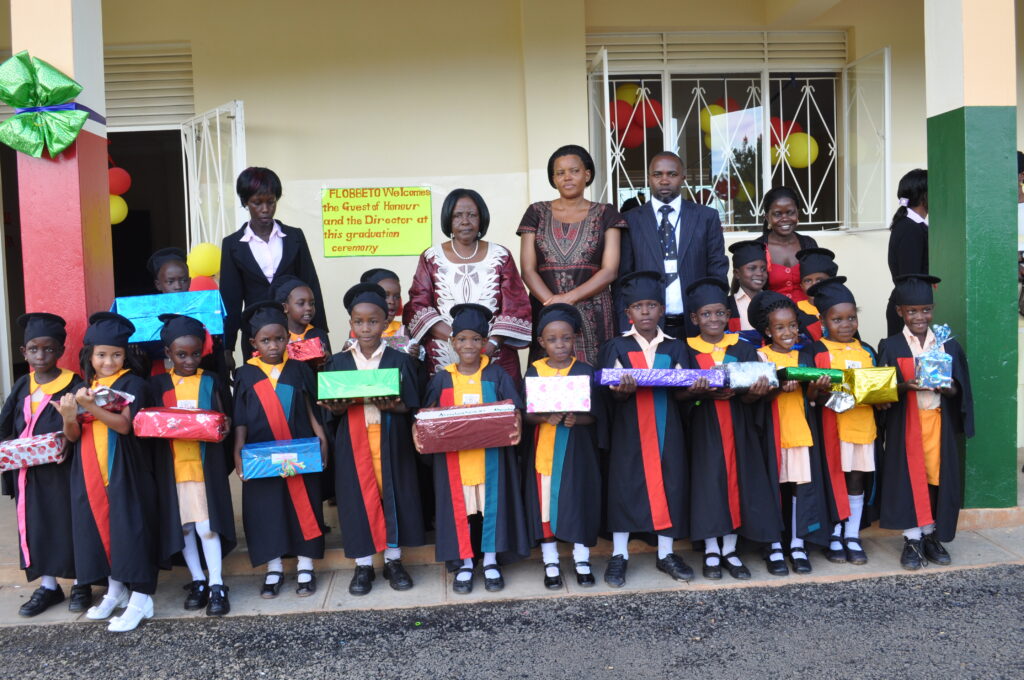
271, 275, 332, 362
726, 240, 768, 345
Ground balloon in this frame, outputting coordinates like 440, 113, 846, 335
714, 178, 739, 200
703, 133, 714, 149
615, 83, 642, 106
693, 189, 714, 205
189, 275, 218, 291
699, 105, 726, 133
108, 167, 131, 195
611, 99, 634, 130
618, 122, 646, 150
735, 181, 756, 203
109, 194, 128, 225
784, 132, 819, 168
715, 97, 740, 112
636, 98, 663, 128
770, 117, 804, 145
770, 144, 783, 166
187, 242, 222, 278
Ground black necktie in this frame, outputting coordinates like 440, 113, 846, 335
659, 204, 678, 285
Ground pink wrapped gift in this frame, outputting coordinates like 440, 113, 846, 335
133, 408, 228, 443
287, 337, 326, 363
525, 375, 591, 413
414, 400, 519, 454
0, 432, 67, 473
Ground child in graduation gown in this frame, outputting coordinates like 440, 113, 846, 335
794, 248, 839, 342
270, 274, 332, 365
684, 278, 781, 581
416, 303, 529, 595
0, 313, 86, 616
58, 312, 165, 633
748, 291, 834, 575
877, 274, 974, 570
150, 314, 236, 616
523, 303, 601, 590
806, 276, 884, 566
598, 271, 695, 589
232, 301, 329, 598
362, 268, 418, 350
726, 240, 768, 346
319, 283, 425, 597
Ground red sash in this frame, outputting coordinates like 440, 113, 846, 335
627, 351, 672, 531
438, 387, 474, 559
815, 351, 850, 519
347, 406, 387, 552
897, 357, 934, 527
694, 353, 741, 529
80, 424, 112, 564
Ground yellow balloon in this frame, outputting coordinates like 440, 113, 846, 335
735, 181, 756, 202
783, 132, 819, 168
703, 133, 714, 149
187, 242, 222, 278
615, 83, 641, 106
770, 144, 782, 166
109, 194, 128, 225
699, 104, 726, 133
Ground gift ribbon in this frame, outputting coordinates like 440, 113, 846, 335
279, 459, 306, 477
13, 101, 105, 124
16, 392, 53, 568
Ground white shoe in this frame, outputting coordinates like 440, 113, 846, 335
85, 590, 129, 620
107, 598, 153, 632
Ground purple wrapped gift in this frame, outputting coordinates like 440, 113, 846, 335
597, 368, 726, 388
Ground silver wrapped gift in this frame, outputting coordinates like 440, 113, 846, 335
724, 361, 779, 391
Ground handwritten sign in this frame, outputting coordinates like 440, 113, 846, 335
321, 187, 432, 257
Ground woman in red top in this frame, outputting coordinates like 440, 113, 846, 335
755, 187, 818, 303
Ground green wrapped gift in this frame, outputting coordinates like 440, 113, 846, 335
777, 367, 844, 383
318, 369, 400, 401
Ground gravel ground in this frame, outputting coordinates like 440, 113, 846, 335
1, 565, 1022, 680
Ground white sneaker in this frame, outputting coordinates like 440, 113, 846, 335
107, 597, 153, 632
85, 590, 129, 620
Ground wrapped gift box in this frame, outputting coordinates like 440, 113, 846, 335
915, 354, 953, 390
112, 290, 226, 356
77, 386, 136, 424
241, 437, 322, 480
597, 368, 726, 388
287, 337, 326, 363
414, 400, 519, 454
844, 366, 898, 404
777, 367, 845, 383
0, 432, 67, 473
318, 368, 400, 401
525, 375, 591, 413
133, 408, 227, 443
725, 362, 780, 390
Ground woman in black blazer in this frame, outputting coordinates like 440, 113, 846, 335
219, 167, 327, 370
885, 169, 928, 336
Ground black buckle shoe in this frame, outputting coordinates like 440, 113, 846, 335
656, 553, 694, 582
825, 539, 847, 564
722, 552, 751, 580
452, 568, 474, 595
574, 561, 595, 587
764, 552, 790, 576
19, 586, 65, 617
788, 550, 813, 574
483, 565, 505, 592
604, 554, 628, 587
543, 563, 563, 590
844, 537, 868, 565
702, 554, 723, 580
260, 571, 284, 599
383, 559, 414, 591
183, 580, 209, 610
922, 534, 951, 565
900, 538, 927, 570
206, 584, 230, 617
296, 570, 317, 597
348, 565, 375, 596
68, 584, 92, 612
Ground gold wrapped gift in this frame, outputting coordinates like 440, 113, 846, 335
843, 367, 897, 404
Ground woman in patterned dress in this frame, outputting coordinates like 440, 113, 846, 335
517, 145, 627, 365
404, 189, 532, 385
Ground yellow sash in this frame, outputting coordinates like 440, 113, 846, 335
531, 357, 576, 476
29, 369, 75, 415
446, 356, 491, 486
169, 370, 205, 483
760, 347, 813, 448
90, 368, 131, 486
687, 333, 739, 365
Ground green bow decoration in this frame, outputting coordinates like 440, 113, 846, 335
0, 50, 89, 158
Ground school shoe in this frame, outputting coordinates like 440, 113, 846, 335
452, 568, 474, 595
383, 560, 414, 591
922, 534, 952, 566
763, 553, 790, 576
484, 565, 505, 592
68, 584, 93, 612
107, 597, 153, 633
574, 561, 595, 587
183, 580, 209, 610
543, 564, 563, 590
900, 538, 927, 571
206, 585, 230, 617
722, 553, 751, 580
788, 550, 813, 575
656, 554, 694, 582
86, 589, 129, 620
702, 554, 723, 580
604, 554, 628, 588
348, 566, 375, 596
844, 537, 868, 565
18, 586, 65, 617
824, 540, 847, 564
260, 572, 284, 599
296, 570, 317, 597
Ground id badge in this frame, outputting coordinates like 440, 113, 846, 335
845, 360, 862, 369
461, 393, 482, 405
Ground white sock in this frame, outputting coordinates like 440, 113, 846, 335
612, 532, 630, 559
456, 558, 473, 581
196, 519, 223, 586
483, 552, 500, 580
354, 556, 374, 567
127, 591, 151, 612
769, 542, 784, 561
830, 523, 843, 552
845, 494, 865, 542
922, 524, 936, 536
296, 555, 314, 583
40, 575, 58, 590
384, 547, 402, 562
573, 544, 591, 574
904, 527, 923, 540
657, 535, 674, 560
722, 534, 742, 566
541, 542, 559, 577
704, 537, 721, 566
790, 497, 802, 545
107, 578, 126, 600
181, 523, 206, 582
265, 557, 283, 584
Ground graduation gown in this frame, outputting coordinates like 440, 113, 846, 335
424, 360, 530, 564
234, 359, 326, 566
598, 334, 691, 539
69, 371, 165, 591
324, 348, 425, 559
877, 334, 974, 542
0, 371, 83, 581
149, 370, 237, 566
522, 359, 601, 547
686, 338, 783, 543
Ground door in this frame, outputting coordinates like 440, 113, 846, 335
587, 48, 612, 204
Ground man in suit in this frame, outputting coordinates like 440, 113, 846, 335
618, 151, 729, 338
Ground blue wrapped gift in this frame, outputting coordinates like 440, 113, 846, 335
111, 290, 226, 355
914, 324, 954, 389
240, 437, 322, 480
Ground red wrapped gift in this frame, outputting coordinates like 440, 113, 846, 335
133, 408, 228, 443
287, 337, 326, 363
413, 400, 519, 454
0, 432, 67, 473
77, 386, 135, 424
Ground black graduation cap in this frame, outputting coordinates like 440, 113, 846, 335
618, 270, 665, 307
343, 282, 389, 316
536, 303, 581, 334
450, 303, 493, 338
746, 290, 795, 333
83, 312, 136, 348
685, 277, 730, 311
17, 312, 67, 345
158, 313, 206, 347
360, 268, 400, 286
796, 247, 839, 278
269, 275, 310, 304
893, 274, 941, 306
728, 240, 767, 268
806, 276, 855, 313
147, 247, 188, 277
242, 301, 288, 335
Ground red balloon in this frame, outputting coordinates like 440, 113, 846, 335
715, 97, 740, 112
618, 122, 646, 149
694, 189, 714, 205
108, 167, 131, 195
770, 117, 804, 145
636, 98, 663, 128
714, 178, 739, 199
611, 100, 634, 130
190, 275, 218, 291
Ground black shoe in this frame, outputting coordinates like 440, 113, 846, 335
825, 540, 847, 564
452, 568, 474, 595
183, 580, 209, 610
206, 584, 230, 617
788, 550, 813, 574
19, 586, 64, 617
348, 565, 375, 596
68, 584, 92, 612
484, 565, 505, 592
702, 554, 723, 580
900, 538, 927, 570
764, 552, 790, 576
656, 553, 694, 582
604, 554, 628, 588
922, 534, 951, 565
844, 537, 868, 565
296, 570, 317, 597
260, 571, 284, 599
722, 552, 751, 580
383, 560, 414, 591
543, 563, 563, 590
574, 561, 595, 587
